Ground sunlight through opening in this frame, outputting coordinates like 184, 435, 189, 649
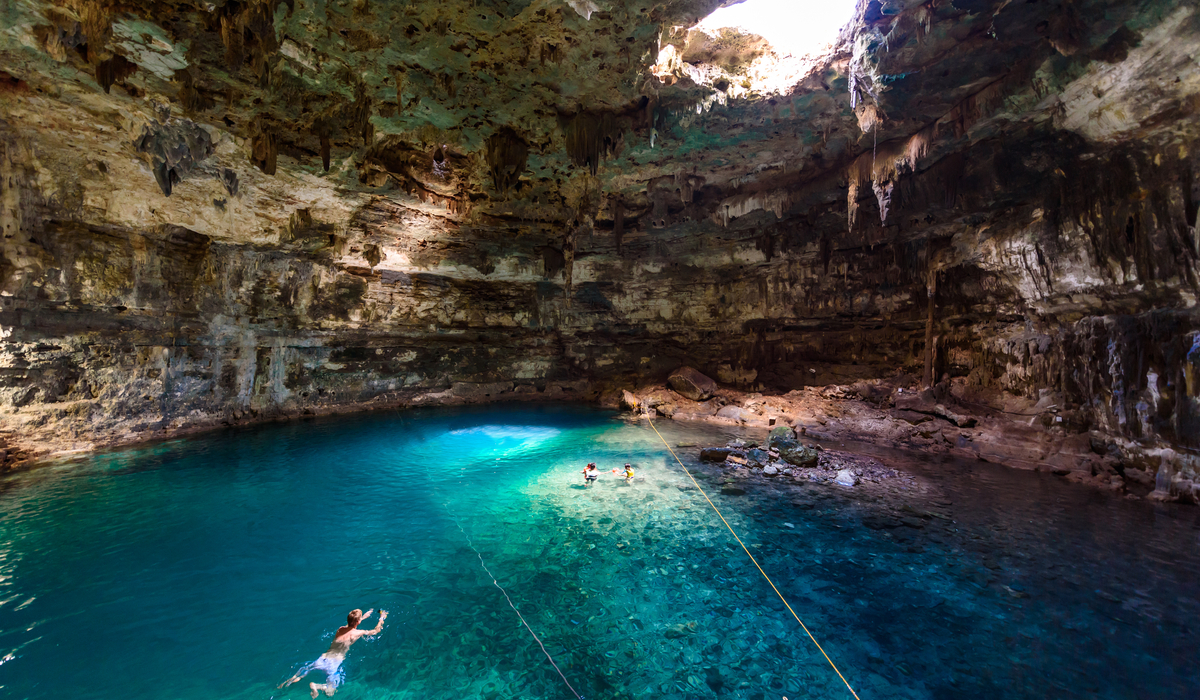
695, 0, 860, 58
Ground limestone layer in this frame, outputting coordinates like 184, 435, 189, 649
0, 0, 1198, 484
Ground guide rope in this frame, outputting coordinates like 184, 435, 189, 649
643, 415, 862, 700
431, 460, 584, 700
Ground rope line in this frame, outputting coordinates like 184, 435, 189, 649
643, 416, 862, 700
443, 508, 585, 700
428, 455, 584, 700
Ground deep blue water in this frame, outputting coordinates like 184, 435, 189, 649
0, 404, 1198, 700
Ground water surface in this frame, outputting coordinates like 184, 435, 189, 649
0, 404, 1197, 700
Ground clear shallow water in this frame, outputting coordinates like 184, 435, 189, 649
0, 404, 1197, 700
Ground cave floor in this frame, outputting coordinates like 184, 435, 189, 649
0, 404, 1197, 699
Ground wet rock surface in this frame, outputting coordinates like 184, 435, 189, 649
618, 377, 1200, 503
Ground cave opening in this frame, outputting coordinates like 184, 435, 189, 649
694, 0, 859, 58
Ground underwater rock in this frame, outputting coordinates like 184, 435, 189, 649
663, 621, 698, 639
668, 367, 717, 401
700, 447, 733, 462
835, 469, 858, 487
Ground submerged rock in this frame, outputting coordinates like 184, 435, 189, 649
663, 621, 698, 639
668, 367, 717, 401
700, 447, 733, 462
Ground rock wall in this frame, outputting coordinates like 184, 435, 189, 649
1, 0, 1198, 469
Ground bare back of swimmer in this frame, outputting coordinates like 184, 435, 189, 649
280, 608, 388, 698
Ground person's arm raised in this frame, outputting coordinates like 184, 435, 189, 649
361, 610, 388, 636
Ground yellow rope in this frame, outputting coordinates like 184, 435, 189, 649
644, 416, 862, 700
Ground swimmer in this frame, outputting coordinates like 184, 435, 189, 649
623, 463, 635, 483
280, 608, 388, 698
582, 463, 599, 485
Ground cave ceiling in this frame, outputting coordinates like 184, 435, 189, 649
2, 0, 1196, 253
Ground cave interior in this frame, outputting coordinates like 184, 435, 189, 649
0, 0, 1198, 498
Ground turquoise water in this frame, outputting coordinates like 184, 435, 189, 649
1, 404, 1198, 700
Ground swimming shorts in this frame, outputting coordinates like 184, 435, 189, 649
585, 474, 598, 481
298, 656, 345, 689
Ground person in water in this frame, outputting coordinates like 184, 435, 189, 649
280, 608, 388, 698
623, 463, 635, 483
582, 462, 599, 485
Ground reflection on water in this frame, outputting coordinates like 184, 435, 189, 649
0, 404, 1197, 700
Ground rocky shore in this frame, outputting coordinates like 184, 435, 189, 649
608, 367, 1200, 504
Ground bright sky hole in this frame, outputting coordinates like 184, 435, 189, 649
695, 0, 860, 58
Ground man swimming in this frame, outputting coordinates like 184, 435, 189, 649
582, 463, 599, 485
280, 608, 388, 698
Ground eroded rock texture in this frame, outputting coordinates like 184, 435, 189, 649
0, 0, 1197, 482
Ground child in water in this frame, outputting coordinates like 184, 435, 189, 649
582, 463, 599, 485
623, 463, 635, 483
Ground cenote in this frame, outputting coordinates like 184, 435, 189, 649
1, 404, 1198, 700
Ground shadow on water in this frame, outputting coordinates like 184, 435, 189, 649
0, 404, 1196, 700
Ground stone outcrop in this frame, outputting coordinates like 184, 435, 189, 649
668, 366, 718, 401
0, 0, 1196, 485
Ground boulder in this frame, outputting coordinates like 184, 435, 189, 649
715, 405, 747, 422
746, 448, 769, 465
769, 425, 795, 441
762, 464, 779, 476
770, 436, 819, 468
892, 409, 933, 425
700, 447, 733, 462
835, 469, 858, 486
668, 366, 717, 401
620, 390, 640, 411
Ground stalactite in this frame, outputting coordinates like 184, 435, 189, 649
847, 180, 860, 230
250, 117, 277, 175
562, 112, 620, 175
350, 82, 373, 146
485, 128, 528, 197
1047, 0, 1086, 55
94, 55, 135, 94
611, 196, 625, 255
176, 70, 214, 114
923, 268, 938, 388
79, 0, 111, 64
872, 180, 894, 224
319, 131, 331, 172
219, 2, 245, 69
855, 103, 881, 134
221, 168, 239, 196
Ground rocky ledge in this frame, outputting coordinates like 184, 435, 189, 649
611, 366, 1200, 504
